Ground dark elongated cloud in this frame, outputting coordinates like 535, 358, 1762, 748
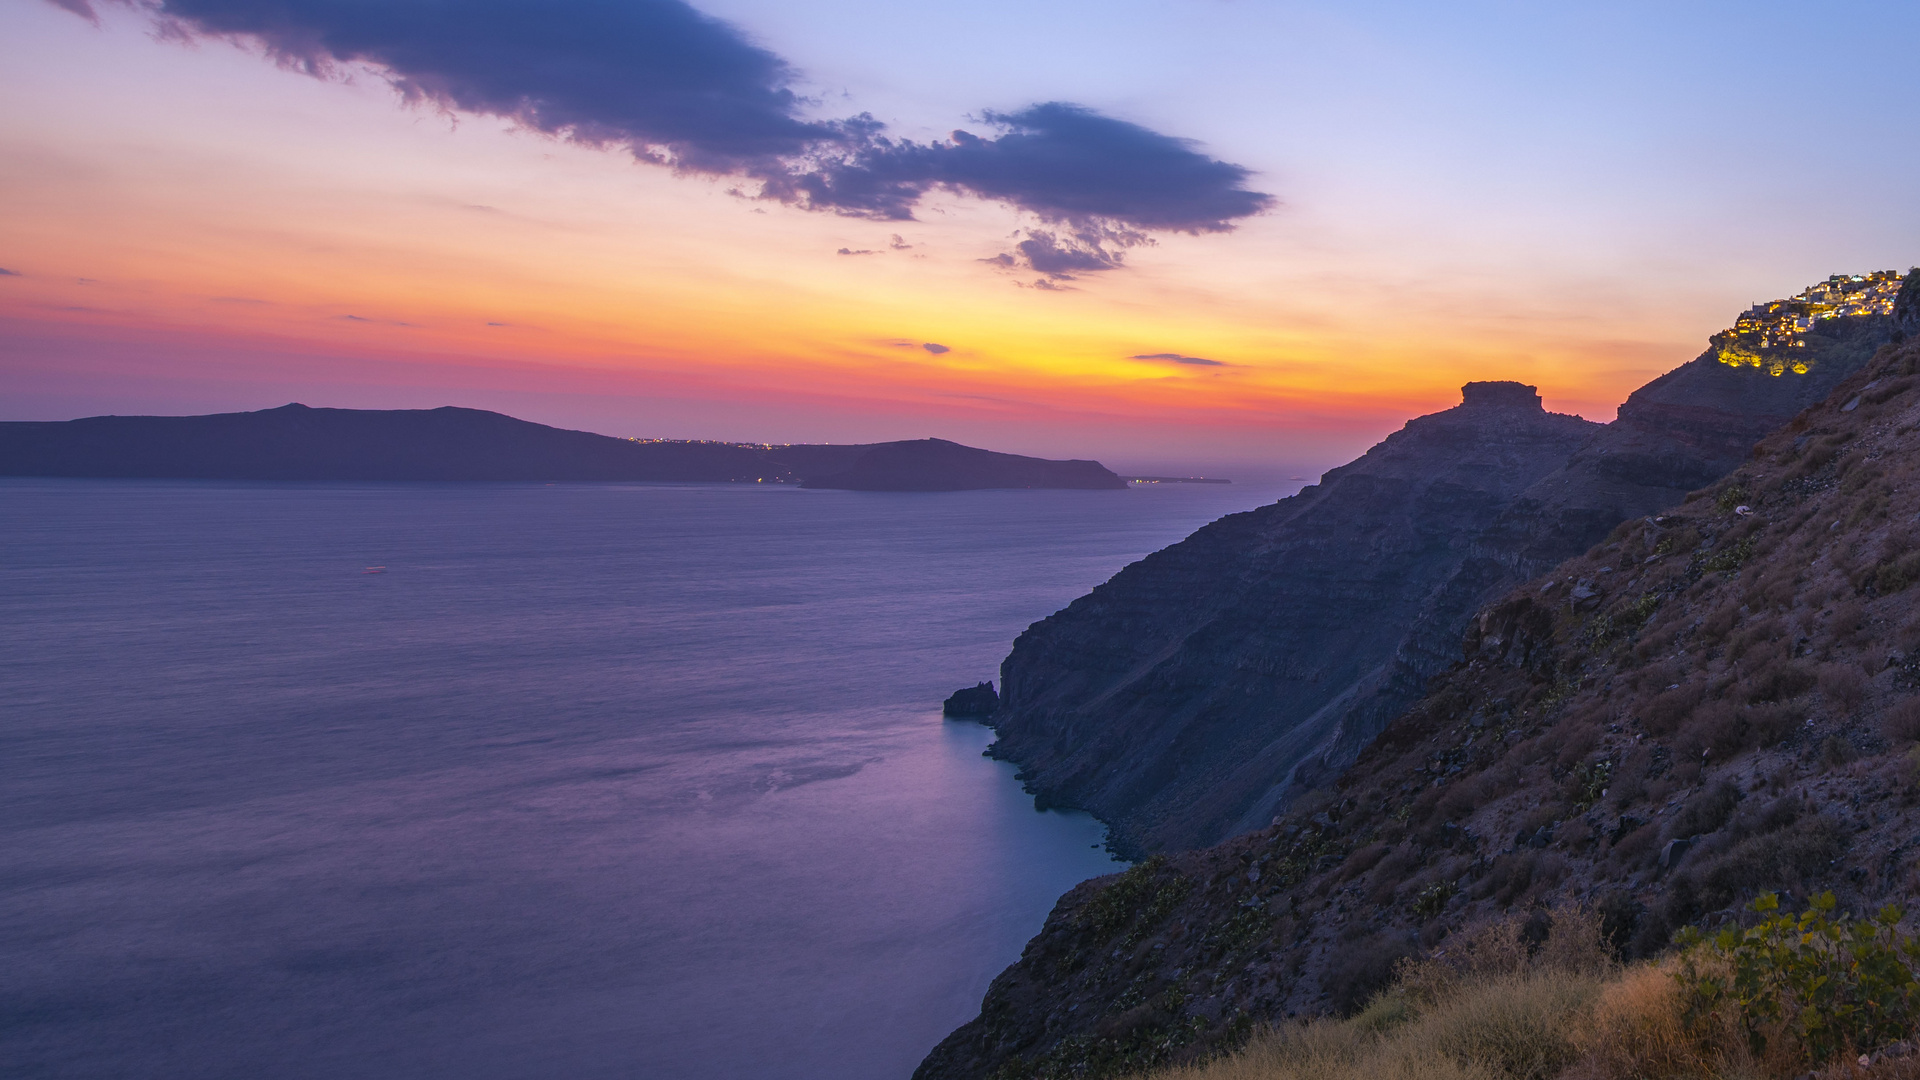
772, 104, 1271, 231
80, 0, 833, 173
940, 105, 1270, 232
1132, 352, 1224, 366
58, 0, 1272, 273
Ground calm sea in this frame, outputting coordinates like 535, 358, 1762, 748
0, 477, 1284, 1080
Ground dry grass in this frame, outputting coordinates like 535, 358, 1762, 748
1559, 960, 1770, 1080
1151, 909, 1617, 1080
1143, 902, 1920, 1080
1151, 968, 1604, 1080
1149, 941, 1920, 1080
1149, 1019, 1496, 1080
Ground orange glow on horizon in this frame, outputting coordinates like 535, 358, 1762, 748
0, 2, 1756, 470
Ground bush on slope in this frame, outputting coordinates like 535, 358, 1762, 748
1154, 893, 1920, 1080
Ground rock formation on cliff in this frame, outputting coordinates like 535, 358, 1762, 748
944, 682, 1001, 717
986, 310, 1899, 857
916, 322, 1920, 1080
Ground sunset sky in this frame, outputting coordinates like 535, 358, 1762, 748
4, 0, 1918, 473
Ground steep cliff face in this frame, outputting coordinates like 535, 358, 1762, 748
987, 383, 1600, 857
918, 333, 1920, 1080
1895, 272, 1920, 337
988, 324, 1894, 857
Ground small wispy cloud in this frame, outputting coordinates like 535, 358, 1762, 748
922, 342, 950, 354
889, 234, 912, 250
836, 247, 877, 255
336, 314, 416, 327
45, 0, 96, 22
0, 267, 21, 277
1131, 352, 1224, 366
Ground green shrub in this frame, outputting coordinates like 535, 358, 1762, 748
1081, 855, 1191, 945
1872, 550, 1920, 594
1567, 759, 1613, 813
1410, 881, 1456, 921
1675, 892, 1920, 1065
1702, 537, 1757, 575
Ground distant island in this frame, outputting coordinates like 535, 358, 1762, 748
0, 403, 1128, 491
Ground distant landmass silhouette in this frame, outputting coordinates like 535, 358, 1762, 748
797, 438, 1123, 491
0, 403, 1128, 491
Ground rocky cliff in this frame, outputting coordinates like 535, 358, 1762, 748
986, 312, 1897, 857
986, 382, 1599, 856
917, 328, 1920, 1080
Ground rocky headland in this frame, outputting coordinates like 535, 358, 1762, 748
918, 270, 1920, 1080
982, 295, 1905, 859
985, 381, 1600, 857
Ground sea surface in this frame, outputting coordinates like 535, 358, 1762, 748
0, 477, 1286, 1080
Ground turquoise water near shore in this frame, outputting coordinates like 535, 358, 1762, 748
0, 478, 1283, 1079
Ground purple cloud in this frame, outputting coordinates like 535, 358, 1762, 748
56, 0, 1272, 264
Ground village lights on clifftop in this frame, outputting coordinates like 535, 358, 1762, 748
1713, 270, 1909, 376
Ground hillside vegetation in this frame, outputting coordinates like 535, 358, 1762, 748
1151, 896, 1920, 1080
916, 336, 1920, 1080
